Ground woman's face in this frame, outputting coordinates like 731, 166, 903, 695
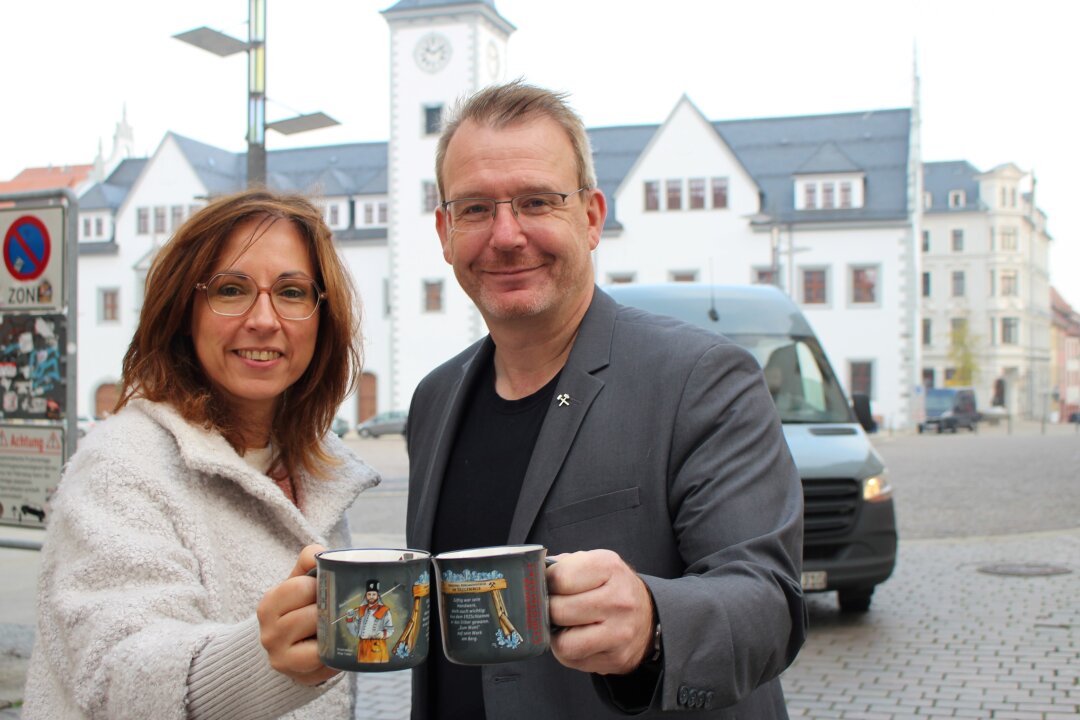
190, 217, 320, 435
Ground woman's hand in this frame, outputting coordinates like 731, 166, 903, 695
257, 544, 339, 686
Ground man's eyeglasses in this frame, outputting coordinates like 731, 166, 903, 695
441, 188, 587, 233
195, 272, 326, 321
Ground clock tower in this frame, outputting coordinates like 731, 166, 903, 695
381, 0, 514, 410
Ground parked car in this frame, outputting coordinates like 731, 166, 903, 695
356, 410, 408, 438
918, 387, 979, 433
606, 283, 897, 613
77, 416, 96, 438
332, 416, 349, 438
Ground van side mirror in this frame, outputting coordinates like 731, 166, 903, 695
851, 393, 877, 433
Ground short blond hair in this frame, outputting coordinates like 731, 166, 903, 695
435, 80, 596, 201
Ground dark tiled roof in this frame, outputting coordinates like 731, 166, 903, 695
79, 158, 147, 210
716, 109, 912, 224
923, 160, 983, 212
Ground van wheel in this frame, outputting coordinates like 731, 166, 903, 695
838, 587, 874, 613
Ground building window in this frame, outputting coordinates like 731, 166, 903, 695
670, 270, 697, 283
753, 267, 777, 286
951, 228, 964, 252
922, 271, 931, 298
423, 280, 443, 313
839, 181, 853, 209
804, 183, 817, 210
951, 270, 965, 297
82, 218, 91, 237
921, 230, 930, 253
423, 104, 443, 135
378, 202, 388, 224
95, 217, 104, 237
1001, 317, 1019, 344
850, 266, 878, 304
1001, 269, 1018, 297
171, 205, 184, 231
821, 182, 835, 209
154, 206, 166, 233
711, 177, 728, 209
99, 288, 120, 323
945, 367, 956, 383
422, 181, 439, 213
1000, 227, 1018, 251
644, 181, 659, 211
849, 361, 873, 398
688, 178, 706, 210
801, 268, 828, 305
922, 368, 935, 387
364, 203, 374, 225
922, 318, 932, 346
608, 272, 635, 284
666, 179, 682, 210
923, 191, 933, 210
948, 190, 966, 208
137, 208, 149, 235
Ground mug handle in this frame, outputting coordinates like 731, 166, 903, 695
544, 557, 563, 633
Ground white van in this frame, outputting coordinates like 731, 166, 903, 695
606, 283, 896, 612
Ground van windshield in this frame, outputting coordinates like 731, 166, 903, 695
727, 333, 854, 424
924, 389, 955, 415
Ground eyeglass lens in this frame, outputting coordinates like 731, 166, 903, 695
447, 192, 573, 231
205, 274, 320, 319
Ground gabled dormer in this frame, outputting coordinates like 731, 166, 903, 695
793, 142, 866, 211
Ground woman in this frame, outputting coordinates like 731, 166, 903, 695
24, 190, 376, 719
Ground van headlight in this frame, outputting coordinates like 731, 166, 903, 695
862, 473, 892, 502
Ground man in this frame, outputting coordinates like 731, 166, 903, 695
406, 81, 806, 718
345, 580, 393, 663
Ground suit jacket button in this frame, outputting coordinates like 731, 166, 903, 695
678, 686, 690, 706
704, 691, 714, 709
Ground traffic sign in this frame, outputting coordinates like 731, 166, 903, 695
4, 215, 52, 281
0, 206, 65, 312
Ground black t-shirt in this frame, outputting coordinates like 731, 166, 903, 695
428, 359, 559, 720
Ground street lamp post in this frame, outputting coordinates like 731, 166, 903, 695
174, 0, 338, 188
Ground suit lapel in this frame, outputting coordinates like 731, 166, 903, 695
411, 339, 495, 550
507, 289, 617, 543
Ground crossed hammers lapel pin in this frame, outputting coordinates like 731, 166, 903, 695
555, 393, 577, 408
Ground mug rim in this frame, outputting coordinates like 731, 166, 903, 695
316, 547, 431, 565
434, 544, 545, 561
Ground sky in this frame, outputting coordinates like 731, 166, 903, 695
2, 0, 1078, 307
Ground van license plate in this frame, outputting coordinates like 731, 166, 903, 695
801, 571, 828, 590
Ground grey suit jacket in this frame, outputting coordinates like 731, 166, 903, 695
406, 288, 806, 718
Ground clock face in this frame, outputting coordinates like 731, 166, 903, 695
414, 32, 451, 73
486, 41, 500, 80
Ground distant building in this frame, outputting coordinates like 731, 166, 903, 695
1050, 288, 1080, 422
920, 161, 1052, 418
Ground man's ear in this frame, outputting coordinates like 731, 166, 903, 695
585, 188, 608, 251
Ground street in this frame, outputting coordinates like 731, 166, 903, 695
1, 421, 1077, 717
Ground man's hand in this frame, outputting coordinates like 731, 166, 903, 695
546, 549, 655, 675
256, 544, 339, 686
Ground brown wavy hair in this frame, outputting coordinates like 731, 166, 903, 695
116, 189, 362, 479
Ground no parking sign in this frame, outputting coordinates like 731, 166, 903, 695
0, 206, 64, 311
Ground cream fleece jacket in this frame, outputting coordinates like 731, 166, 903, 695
23, 399, 380, 719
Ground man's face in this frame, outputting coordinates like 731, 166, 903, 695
365, 591, 379, 605
436, 116, 606, 325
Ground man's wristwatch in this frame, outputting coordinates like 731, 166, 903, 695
649, 621, 663, 662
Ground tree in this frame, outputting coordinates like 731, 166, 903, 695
947, 319, 980, 386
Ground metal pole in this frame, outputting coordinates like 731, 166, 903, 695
247, 0, 267, 187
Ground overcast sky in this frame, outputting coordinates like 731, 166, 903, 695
2, 0, 1077, 307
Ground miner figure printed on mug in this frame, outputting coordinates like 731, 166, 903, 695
314, 548, 432, 673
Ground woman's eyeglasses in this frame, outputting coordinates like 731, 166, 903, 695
195, 272, 325, 321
